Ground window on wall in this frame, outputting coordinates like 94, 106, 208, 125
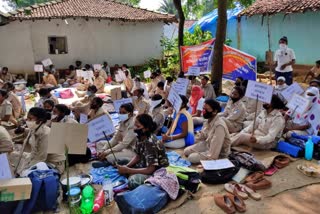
48, 36, 68, 54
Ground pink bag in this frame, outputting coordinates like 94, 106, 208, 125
59, 89, 74, 99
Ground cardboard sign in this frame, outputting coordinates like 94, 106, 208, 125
41, 58, 53, 67
186, 66, 201, 76
286, 94, 310, 115
48, 123, 88, 155
93, 64, 102, 71
87, 114, 115, 142
245, 80, 274, 104
0, 154, 13, 180
167, 88, 182, 113
80, 114, 88, 124
281, 82, 304, 101
82, 70, 94, 80
113, 98, 133, 113
34, 64, 43, 72
0, 178, 32, 202
76, 69, 83, 77
143, 70, 151, 78
172, 78, 189, 96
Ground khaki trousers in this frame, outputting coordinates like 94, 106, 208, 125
184, 141, 208, 164
231, 133, 274, 150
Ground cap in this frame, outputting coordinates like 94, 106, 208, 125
277, 76, 286, 82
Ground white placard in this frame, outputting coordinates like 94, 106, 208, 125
281, 82, 304, 101
115, 74, 122, 82
41, 58, 53, 67
87, 114, 115, 142
167, 88, 182, 113
76, 70, 83, 77
48, 123, 88, 155
186, 66, 201, 76
200, 159, 235, 170
119, 70, 127, 81
80, 114, 88, 124
82, 70, 94, 80
143, 70, 151, 78
34, 64, 43, 72
0, 154, 13, 180
245, 80, 274, 104
172, 78, 189, 96
286, 94, 310, 115
93, 64, 102, 71
113, 98, 133, 113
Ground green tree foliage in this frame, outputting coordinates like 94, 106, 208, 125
117, 0, 141, 6
159, 0, 177, 16
5, 0, 50, 8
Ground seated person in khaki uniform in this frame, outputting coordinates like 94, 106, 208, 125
0, 125, 13, 153
304, 60, 320, 82
117, 114, 169, 190
231, 95, 286, 150
35, 88, 59, 108
70, 101, 90, 123
184, 99, 231, 164
93, 70, 105, 94
218, 86, 246, 133
88, 97, 111, 120
133, 88, 150, 115
96, 103, 137, 165
51, 104, 78, 125
0, 89, 14, 124
2, 82, 22, 119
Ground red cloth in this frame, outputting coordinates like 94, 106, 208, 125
189, 85, 204, 114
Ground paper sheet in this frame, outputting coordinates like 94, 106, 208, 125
200, 159, 234, 170
245, 80, 274, 104
87, 114, 115, 142
0, 154, 13, 180
80, 114, 88, 124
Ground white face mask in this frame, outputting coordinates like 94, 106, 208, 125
304, 94, 315, 101
279, 44, 287, 51
132, 96, 138, 100
26, 121, 37, 129
119, 113, 129, 122
150, 100, 162, 111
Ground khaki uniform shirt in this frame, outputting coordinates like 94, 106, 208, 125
133, 97, 150, 115
43, 74, 58, 86
89, 107, 112, 121
106, 116, 136, 153
0, 73, 14, 83
219, 99, 246, 131
7, 91, 22, 119
196, 116, 231, 159
202, 83, 216, 99
152, 107, 165, 133
242, 97, 263, 121
0, 100, 13, 120
242, 109, 285, 149
0, 125, 13, 153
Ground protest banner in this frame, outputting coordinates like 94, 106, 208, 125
286, 94, 310, 115
172, 78, 189, 96
76, 70, 82, 77
41, 58, 53, 67
93, 64, 102, 70
87, 114, 115, 142
281, 82, 304, 102
113, 98, 133, 113
34, 64, 43, 72
79, 114, 88, 124
167, 88, 182, 113
0, 154, 13, 180
181, 39, 214, 74
245, 80, 274, 104
185, 66, 201, 76
48, 123, 88, 155
143, 70, 151, 78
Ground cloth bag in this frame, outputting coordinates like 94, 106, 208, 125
59, 89, 74, 99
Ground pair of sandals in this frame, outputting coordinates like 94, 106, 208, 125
224, 182, 262, 201
265, 155, 290, 176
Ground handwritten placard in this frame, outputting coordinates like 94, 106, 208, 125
48, 123, 88, 155
201, 159, 235, 170
0, 154, 13, 180
286, 94, 310, 115
167, 88, 182, 113
245, 80, 274, 104
41, 58, 53, 67
34, 64, 43, 72
80, 114, 88, 124
93, 64, 102, 71
281, 82, 304, 101
172, 78, 189, 96
186, 66, 201, 76
76, 70, 83, 77
113, 98, 133, 113
87, 114, 115, 142
143, 70, 151, 78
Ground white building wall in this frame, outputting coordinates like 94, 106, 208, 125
0, 19, 164, 74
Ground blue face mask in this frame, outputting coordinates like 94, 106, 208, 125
87, 91, 93, 96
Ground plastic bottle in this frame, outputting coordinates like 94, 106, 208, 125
103, 175, 114, 206
80, 185, 95, 214
305, 137, 314, 161
93, 189, 105, 213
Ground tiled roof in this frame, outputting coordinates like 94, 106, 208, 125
1, 0, 176, 22
240, 0, 320, 16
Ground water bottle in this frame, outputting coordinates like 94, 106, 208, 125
80, 185, 94, 214
305, 137, 314, 161
103, 175, 113, 206
93, 189, 105, 213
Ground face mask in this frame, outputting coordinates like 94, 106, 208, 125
134, 128, 144, 140
203, 111, 214, 119
150, 100, 162, 111
304, 95, 315, 101
26, 121, 37, 129
279, 44, 287, 50
119, 113, 129, 122
263, 104, 270, 110
132, 96, 138, 100
43, 72, 48, 77
87, 91, 93, 96
45, 109, 52, 113
231, 97, 240, 103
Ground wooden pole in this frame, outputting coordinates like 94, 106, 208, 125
103, 131, 118, 164
251, 94, 259, 136
65, 145, 71, 212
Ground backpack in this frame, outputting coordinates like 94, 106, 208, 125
166, 165, 201, 193
15, 169, 60, 214
229, 151, 266, 172
115, 184, 169, 214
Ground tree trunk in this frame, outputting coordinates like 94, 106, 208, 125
173, 0, 185, 73
212, 0, 228, 95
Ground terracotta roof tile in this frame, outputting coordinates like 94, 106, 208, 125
240, 0, 320, 16
5, 0, 176, 22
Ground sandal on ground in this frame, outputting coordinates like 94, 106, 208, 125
297, 164, 320, 178
245, 171, 264, 183
264, 165, 278, 176
224, 183, 248, 200
227, 193, 246, 213
214, 194, 236, 214
239, 184, 262, 201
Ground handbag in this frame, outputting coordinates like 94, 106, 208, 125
228, 151, 266, 172
59, 89, 74, 99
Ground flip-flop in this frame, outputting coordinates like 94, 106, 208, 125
224, 183, 248, 200
239, 184, 262, 201
297, 165, 320, 178
264, 165, 278, 176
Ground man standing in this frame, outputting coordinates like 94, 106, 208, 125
274, 36, 296, 85
0, 67, 14, 83
200, 76, 216, 99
